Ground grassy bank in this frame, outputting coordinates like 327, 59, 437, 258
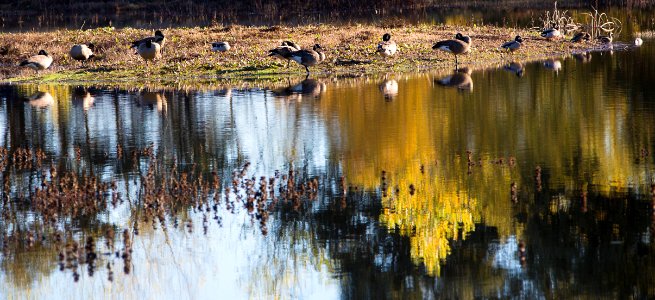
1, 24, 598, 83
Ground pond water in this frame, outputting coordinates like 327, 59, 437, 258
2, 6, 654, 33
1, 41, 655, 298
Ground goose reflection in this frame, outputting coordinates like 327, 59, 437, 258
214, 88, 232, 99
503, 62, 524, 77
543, 59, 562, 73
139, 91, 167, 112
26, 91, 54, 108
72, 87, 95, 111
435, 67, 473, 91
573, 52, 592, 63
379, 79, 398, 101
272, 78, 326, 101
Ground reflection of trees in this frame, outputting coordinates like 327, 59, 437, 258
313, 49, 655, 295
2, 45, 655, 298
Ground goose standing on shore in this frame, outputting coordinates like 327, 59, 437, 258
131, 30, 165, 53
268, 41, 301, 68
20, 50, 53, 73
288, 44, 325, 74
570, 32, 590, 43
433, 33, 471, 66
69, 44, 95, 66
500, 35, 523, 53
377, 33, 397, 57
137, 40, 161, 65
212, 42, 231, 52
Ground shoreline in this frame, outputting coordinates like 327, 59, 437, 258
0, 24, 608, 84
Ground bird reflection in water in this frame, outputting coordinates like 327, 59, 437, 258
272, 77, 326, 101
503, 62, 524, 77
214, 88, 232, 99
26, 91, 54, 108
435, 67, 473, 91
379, 79, 398, 101
543, 59, 562, 74
573, 51, 592, 63
139, 90, 167, 112
72, 87, 95, 111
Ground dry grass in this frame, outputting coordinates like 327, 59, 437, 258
0, 24, 595, 82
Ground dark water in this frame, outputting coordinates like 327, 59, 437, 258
1, 6, 654, 33
1, 42, 655, 298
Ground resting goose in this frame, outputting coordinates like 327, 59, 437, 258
20, 50, 53, 73
501, 36, 523, 53
212, 42, 231, 52
377, 33, 397, 57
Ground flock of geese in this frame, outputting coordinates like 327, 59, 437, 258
17, 26, 644, 76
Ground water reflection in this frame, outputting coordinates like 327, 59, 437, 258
1, 42, 655, 298
503, 61, 524, 77
435, 67, 473, 91
139, 90, 167, 112
543, 58, 562, 73
71, 87, 95, 111
26, 91, 54, 108
271, 78, 326, 101
573, 51, 592, 63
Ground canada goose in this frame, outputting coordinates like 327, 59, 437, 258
137, 40, 161, 64
27, 91, 54, 108
597, 32, 613, 44
500, 36, 523, 53
379, 79, 399, 100
503, 62, 524, 77
436, 67, 473, 91
131, 30, 165, 49
69, 44, 95, 65
268, 41, 301, 67
377, 33, 397, 57
541, 26, 561, 39
288, 44, 325, 74
455, 33, 472, 52
19, 50, 53, 73
635, 37, 643, 46
432, 33, 471, 65
570, 32, 590, 43
212, 42, 231, 52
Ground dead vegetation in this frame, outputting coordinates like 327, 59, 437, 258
0, 23, 596, 82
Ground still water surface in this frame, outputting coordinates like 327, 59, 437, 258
1, 42, 655, 299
